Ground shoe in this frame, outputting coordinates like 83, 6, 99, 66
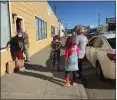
64, 83, 70, 87
72, 82, 77, 86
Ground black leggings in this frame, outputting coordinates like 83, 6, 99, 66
77, 58, 83, 77
65, 71, 77, 82
52, 51, 60, 70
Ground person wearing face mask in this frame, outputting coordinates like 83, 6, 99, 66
6, 31, 24, 60
50, 35, 62, 71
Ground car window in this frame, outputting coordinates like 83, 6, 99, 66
88, 38, 96, 46
107, 38, 116, 49
93, 38, 104, 48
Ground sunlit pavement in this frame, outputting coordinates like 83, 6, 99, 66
1, 37, 115, 99
1, 38, 87, 99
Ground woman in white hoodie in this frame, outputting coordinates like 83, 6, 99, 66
75, 26, 88, 79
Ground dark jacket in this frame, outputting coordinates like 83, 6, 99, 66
8, 35, 24, 52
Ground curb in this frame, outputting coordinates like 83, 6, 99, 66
78, 81, 88, 99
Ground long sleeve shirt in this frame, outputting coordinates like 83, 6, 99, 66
75, 34, 88, 59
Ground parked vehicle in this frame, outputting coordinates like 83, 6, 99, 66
85, 33, 100, 40
85, 33, 116, 80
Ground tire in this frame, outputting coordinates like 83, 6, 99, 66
96, 61, 105, 81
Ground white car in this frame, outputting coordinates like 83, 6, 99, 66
85, 33, 116, 80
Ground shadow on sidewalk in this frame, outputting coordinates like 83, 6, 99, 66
82, 59, 116, 90
16, 55, 82, 86
17, 70, 65, 86
46, 55, 65, 71
24, 55, 65, 72
82, 73, 116, 90
24, 64, 50, 72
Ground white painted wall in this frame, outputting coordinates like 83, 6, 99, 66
59, 22, 65, 37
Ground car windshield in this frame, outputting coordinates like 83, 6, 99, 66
107, 38, 116, 49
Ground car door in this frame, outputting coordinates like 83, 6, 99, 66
90, 37, 104, 66
85, 37, 96, 62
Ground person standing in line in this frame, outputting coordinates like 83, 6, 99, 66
20, 29, 30, 62
75, 26, 88, 79
50, 35, 62, 71
64, 36, 80, 87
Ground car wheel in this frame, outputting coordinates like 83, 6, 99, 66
96, 61, 105, 81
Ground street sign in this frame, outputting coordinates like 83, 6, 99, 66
106, 18, 115, 24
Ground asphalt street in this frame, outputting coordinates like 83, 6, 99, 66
82, 59, 116, 99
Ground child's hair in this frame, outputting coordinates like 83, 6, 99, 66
53, 36, 56, 41
65, 36, 76, 49
53, 35, 60, 41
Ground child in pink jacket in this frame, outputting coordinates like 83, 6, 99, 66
64, 36, 80, 86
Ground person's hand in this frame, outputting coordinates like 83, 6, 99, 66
6, 44, 10, 50
51, 49, 55, 51
6, 47, 9, 51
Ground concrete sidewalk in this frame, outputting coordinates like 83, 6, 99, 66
1, 44, 88, 99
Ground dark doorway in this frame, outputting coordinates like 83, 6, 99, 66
16, 17, 24, 32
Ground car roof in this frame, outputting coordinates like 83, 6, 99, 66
92, 33, 116, 39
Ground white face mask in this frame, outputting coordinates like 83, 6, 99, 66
18, 34, 22, 37
55, 39, 58, 42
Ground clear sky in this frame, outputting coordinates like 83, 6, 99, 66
48, 1, 115, 29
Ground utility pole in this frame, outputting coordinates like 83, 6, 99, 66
98, 12, 100, 32
96, 8, 100, 33
54, 0, 56, 15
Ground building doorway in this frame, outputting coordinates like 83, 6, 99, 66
16, 17, 24, 32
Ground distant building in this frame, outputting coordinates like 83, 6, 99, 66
58, 21, 65, 37
106, 18, 116, 24
66, 29, 74, 35
90, 25, 98, 29
106, 17, 116, 32
84, 26, 90, 34
89, 25, 98, 33
99, 17, 116, 33
100, 24, 108, 33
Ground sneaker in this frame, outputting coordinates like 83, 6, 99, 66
72, 82, 77, 86
64, 83, 70, 87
